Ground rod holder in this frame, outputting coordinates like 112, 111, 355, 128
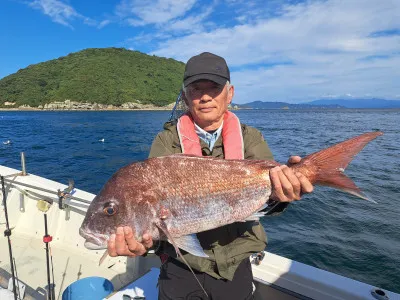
20, 152, 27, 176
19, 193, 25, 212
65, 205, 70, 221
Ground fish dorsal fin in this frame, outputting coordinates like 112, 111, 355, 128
173, 234, 209, 258
154, 219, 209, 298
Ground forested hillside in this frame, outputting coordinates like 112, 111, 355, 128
0, 48, 185, 107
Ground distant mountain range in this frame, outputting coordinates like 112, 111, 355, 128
239, 98, 400, 109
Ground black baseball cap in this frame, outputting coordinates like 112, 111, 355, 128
183, 52, 230, 87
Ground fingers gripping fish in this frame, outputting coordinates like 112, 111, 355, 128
80, 131, 383, 297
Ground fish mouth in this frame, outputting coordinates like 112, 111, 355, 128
79, 227, 109, 250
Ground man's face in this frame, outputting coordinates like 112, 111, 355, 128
183, 80, 234, 131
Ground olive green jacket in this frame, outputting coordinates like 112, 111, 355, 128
148, 121, 273, 280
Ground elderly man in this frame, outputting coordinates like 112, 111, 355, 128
108, 52, 313, 299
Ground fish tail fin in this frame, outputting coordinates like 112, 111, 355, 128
293, 131, 383, 201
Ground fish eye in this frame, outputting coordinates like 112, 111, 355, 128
103, 203, 117, 216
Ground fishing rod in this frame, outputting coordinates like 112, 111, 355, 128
1, 175, 18, 300
13, 258, 21, 300
50, 245, 55, 300
43, 212, 54, 300
36, 198, 55, 300
169, 89, 183, 121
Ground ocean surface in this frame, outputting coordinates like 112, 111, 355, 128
0, 109, 399, 293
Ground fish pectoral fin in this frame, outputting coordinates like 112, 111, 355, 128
153, 221, 208, 258
172, 234, 209, 258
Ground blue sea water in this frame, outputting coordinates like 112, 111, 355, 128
0, 109, 399, 293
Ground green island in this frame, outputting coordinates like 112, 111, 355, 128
0, 48, 185, 110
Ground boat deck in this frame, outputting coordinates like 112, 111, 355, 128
0, 233, 301, 300
0, 227, 138, 299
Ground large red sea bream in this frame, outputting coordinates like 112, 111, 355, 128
80, 132, 382, 258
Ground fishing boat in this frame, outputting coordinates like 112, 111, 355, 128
0, 156, 398, 300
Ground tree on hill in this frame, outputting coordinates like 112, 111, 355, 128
0, 47, 185, 107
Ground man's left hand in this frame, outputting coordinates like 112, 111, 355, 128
269, 156, 313, 202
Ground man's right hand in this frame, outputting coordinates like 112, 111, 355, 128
107, 226, 153, 257
269, 156, 313, 202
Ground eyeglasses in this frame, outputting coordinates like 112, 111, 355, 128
185, 83, 225, 99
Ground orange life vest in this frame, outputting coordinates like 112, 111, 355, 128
176, 111, 244, 159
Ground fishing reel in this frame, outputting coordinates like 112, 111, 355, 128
57, 179, 75, 210
251, 251, 265, 266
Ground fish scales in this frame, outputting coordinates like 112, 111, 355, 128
137, 156, 272, 236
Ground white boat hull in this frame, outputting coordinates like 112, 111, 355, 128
0, 165, 398, 299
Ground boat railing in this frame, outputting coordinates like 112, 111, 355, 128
0, 153, 93, 217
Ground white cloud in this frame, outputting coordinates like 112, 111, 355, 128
124, 32, 173, 48
164, 6, 214, 33
231, 54, 400, 102
116, 0, 197, 25
29, 0, 96, 28
149, 0, 400, 102
98, 19, 112, 29
121, 1, 215, 49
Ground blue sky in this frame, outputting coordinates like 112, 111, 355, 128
0, 0, 399, 103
